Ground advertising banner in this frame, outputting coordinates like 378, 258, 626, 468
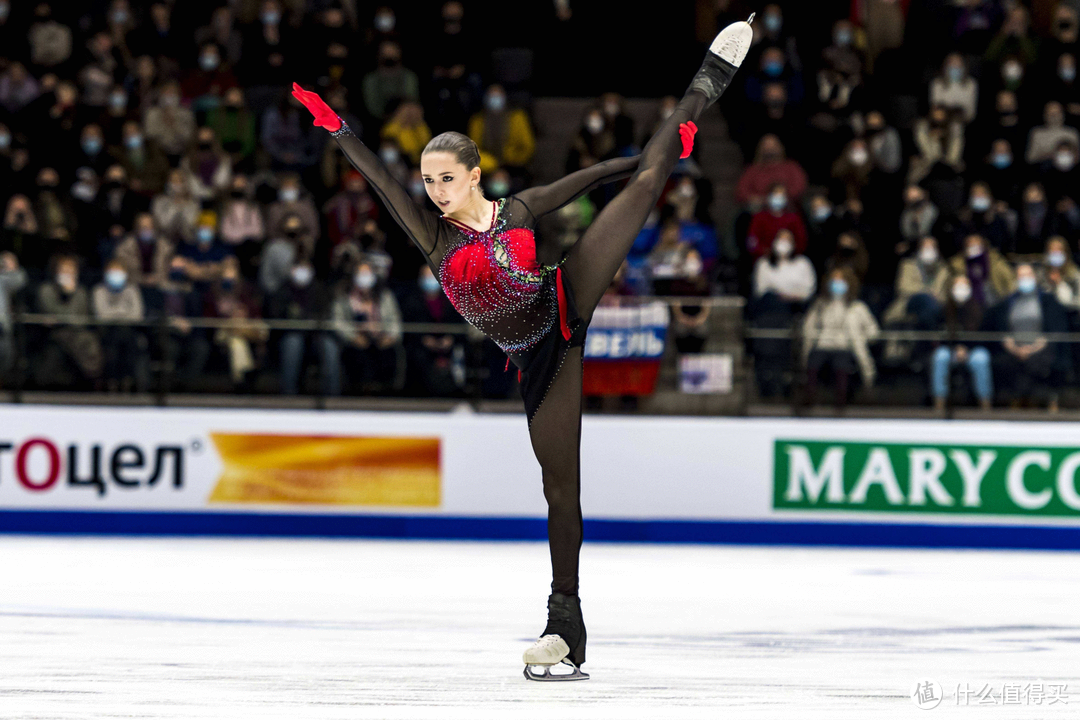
583, 301, 668, 395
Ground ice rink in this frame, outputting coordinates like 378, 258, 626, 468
0, 535, 1076, 719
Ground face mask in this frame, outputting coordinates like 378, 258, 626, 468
111, 9, 129, 24
919, 247, 939, 264
1054, 152, 1075, 170
1003, 63, 1023, 82
408, 179, 425, 197
585, 117, 604, 134
947, 66, 964, 82
1018, 276, 1037, 294
169, 269, 186, 282
603, 102, 620, 119
768, 193, 786, 212
221, 279, 236, 291
261, 11, 281, 25
763, 61, 783, 77
374, 13, 395, 32
0, 133, 9, 149
991, 153, 1012, 169
57, 273, 77, 292
160, 94, 179, 108
138, 228, 155, 242
196, 227, 214, 244
105, 270, 127, 290
200, 54, 219, 71
830, 278, 848, 298
952, 283, 972, 303
764, 14, 781, 32
354, 271, 376, 290
834, 30, 852, 46
125, 134, 143, 149
488, 180, 510, 197
684, 256, 703, 276
72, 183, 95, 201
82, 138, 102, 155
420, 275, 440, 293
230, 188, 246, 199
812, 206, 831, 223
849, 148, 869, 165
380, 147, 399, 164
486, 93, 506, 112
168, 182, 184, 195
109, 93, 127, 109
966, 244, 985, 259
280, 187, 299, 203
1049, 250, 1067, 267
971, 196, 991, 212
291, 265, 313, 286
773, 238, 793, 258
1062, 66, 1077, 82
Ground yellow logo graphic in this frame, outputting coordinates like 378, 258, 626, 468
208, 434, 440, 507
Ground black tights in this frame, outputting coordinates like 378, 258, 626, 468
528, 91, 707, 596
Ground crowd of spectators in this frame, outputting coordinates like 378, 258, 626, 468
0, 0, 544, 397
714, 0, 1080, 412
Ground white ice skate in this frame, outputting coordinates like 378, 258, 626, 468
711, 13, 754, 68
522, 635, 590, 681
688, 14, 754, 106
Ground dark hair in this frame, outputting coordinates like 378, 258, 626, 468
422, 131, 481, 170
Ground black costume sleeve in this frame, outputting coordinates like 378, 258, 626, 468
331, 124, 440, 255
516, 156, 641, 220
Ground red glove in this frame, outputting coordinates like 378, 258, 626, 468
679, 121, 697, 159
291, 82, 341, 132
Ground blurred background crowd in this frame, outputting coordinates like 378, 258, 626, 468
1, 0, 1079, 412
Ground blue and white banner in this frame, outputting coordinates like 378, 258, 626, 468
583, 301, 669, 360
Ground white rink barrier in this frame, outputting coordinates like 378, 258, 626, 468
0, 405, 1078, 549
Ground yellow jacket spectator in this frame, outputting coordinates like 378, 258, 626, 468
380, 102, 432, 166
468, 85, 537, 175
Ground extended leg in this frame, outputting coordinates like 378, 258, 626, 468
563, 19, 752, 319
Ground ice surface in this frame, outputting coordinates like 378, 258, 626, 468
0, 536, 1076, 719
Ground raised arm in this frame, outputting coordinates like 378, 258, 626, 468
516, 156, 640, 220
517, 120, 698, 219
291, 83, 439, 255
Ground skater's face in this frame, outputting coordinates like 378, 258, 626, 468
420, 151, 481, 214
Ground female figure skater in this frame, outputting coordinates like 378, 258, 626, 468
292, 17, 752, 681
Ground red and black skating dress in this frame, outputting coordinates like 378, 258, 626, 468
329, 122, 638, 424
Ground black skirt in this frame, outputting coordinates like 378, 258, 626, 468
512, 267, 588, 427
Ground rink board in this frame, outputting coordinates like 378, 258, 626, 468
0, 405, 1079, 548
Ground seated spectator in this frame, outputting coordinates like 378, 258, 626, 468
750, 229, 816, 398
161, 255, 211, 391
399, 265, 467, 397
380, 101, 432, 166
143, 82, 196, 160
831, 138, 872, 201
863, 110, 903, 175
324, 170, 379, 249
950, 233, 1016, 308
206, 258, 265, 391
746, 183, 807, 258
931, 275, 993, 411
1026, 101, 1079, 165
0, 252, 27, 376
804, 193, 843, 269
261, 94, 324, 172
180, 42, 238, 113
151, 169, 199, 242
985, 6, 1038, 67
91, 259, 148, 392
3, 195, 46, 272
362, 40, 420, 122
194, 6, 243, 68
219, 174, 265, 278
205, 86, 257, 168
35, 256, 103, 387
179, 126, 232, 201
899, 185, 941, 250
96, 164, 145, 232
646, 216, 706, 296
954, 181, 1015, 252
1038, 236, 1080, 312
1038, 140, 1080, 205
110, 120, 170, 196
981, 139, 1022, 208
329, 261, 403, 394
816, 20, 863, 113
884, 236, 949, 328
266, 174, 319, 249
76, 123, 111, 175
802, 267, 880, 408
908, 105, 964, 184
0, 62, 41, 114
1013, 183, 1059, 255
468, 84, 536, 178
745, 46, 804, 108
984, 263, 1070, 411
32, 166, 76, 245
112, 212, 171, 289
268, 255, 334, 395
824, 230, 870, 285
177, 210, 231, 292
566, 106, 615, 174
1051, 52, 1080, 127
259, 213, 306, 295
735, 134, 808, 211
28, 5, 73, 71
929, 53, 978, 123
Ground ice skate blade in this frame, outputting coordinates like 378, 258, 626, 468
523, 660, 590, 682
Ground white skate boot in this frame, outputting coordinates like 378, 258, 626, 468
687, 14, 754, 106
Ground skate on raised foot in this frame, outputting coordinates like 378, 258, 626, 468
522, 592, 589, 682
686, 14, 754, 107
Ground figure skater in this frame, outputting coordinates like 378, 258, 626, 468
291, 16, 752, 681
